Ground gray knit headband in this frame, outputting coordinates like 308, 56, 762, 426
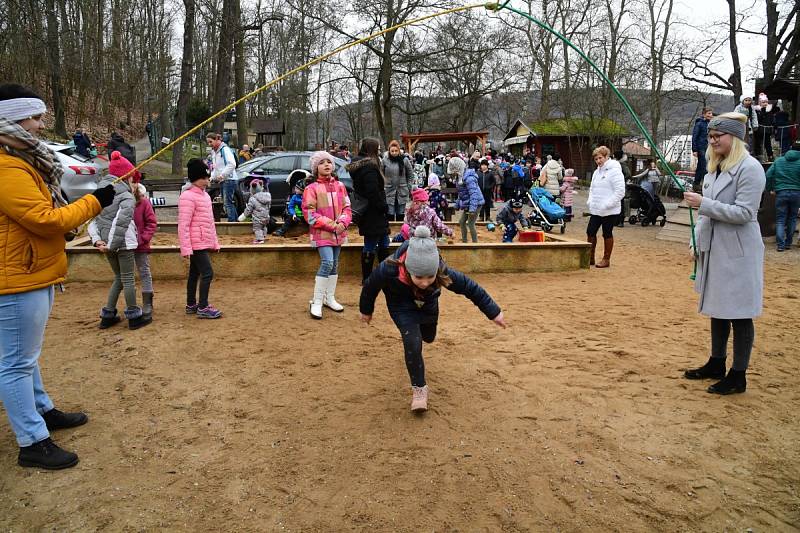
708, 116, 746, 140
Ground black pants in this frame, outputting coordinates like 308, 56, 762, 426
711, 318, 754, 371
393, 314, 438, 387
586, 214, 619, 239
754, 126, 773, 159
187, 249, 213, 308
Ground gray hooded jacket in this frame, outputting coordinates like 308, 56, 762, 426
242, 191, 272, 224
88, 175, 138, 251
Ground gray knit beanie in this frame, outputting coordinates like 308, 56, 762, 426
709, 115, 747, 141
405, 226, 440, 277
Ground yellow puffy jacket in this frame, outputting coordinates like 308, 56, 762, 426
0, 151, 101, 295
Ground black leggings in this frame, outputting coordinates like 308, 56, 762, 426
711, 318, 754, 371
187, 249, 214, 308
586, 214, 619, 239
396, 320, 438, 387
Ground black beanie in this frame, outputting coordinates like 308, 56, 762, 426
187, 158, 210, 182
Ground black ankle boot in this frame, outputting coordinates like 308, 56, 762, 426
43, 408, 88, 431
18, 438, 79, 470
707, 369, 746, 395
125, 306, 152, 330
684, 357, 726, 380
99, 307, 121, 329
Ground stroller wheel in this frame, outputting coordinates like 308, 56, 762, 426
628, 215, 638, 225
542, 222, 553, 232
659, 217, 667, 227
641, 219, 650, 227
560, 224, 566, 234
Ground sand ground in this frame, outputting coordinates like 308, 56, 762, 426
1, 222, 798, 532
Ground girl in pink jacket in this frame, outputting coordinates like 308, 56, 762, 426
178, 159, 222, 319
560, 168, 578, 221
302, 151, 352, 319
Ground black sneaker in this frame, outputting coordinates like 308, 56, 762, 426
42, 408, 88, 431
18, 438, 79, 470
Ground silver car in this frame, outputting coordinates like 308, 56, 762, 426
45, 141, 102, 202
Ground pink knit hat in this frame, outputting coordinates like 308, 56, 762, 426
309, 151, 336, 175
411, 188, 429, 203
108, 151, 141, 182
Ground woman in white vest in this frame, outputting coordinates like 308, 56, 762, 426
683, 112, 765, 395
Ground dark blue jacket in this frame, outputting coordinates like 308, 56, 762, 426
691, 117, 709, 153
73, 132, 92, 157
456, 169, 485, 212
359, 241, 501, 322
287, 194, 304, 218
495, 204, 529, 227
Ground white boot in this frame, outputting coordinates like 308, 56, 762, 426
309, 276, 326, 319
323, 274, 344, 312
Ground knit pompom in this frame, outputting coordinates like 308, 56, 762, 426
414, 226, 431, 239
110, 150, 121, 160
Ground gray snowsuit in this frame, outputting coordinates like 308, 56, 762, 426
242, 191, 272, 241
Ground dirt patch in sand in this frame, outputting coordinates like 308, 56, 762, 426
1, 224, 798, 531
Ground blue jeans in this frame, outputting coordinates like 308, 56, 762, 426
317, 246, 341, 277
502, 223, 519, 243
363, 233, 390, 254
775, 190, 800, 249
0, 286, 55, 446
222, 180, 238, 222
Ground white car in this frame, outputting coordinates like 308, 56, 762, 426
46, 141, 102, 202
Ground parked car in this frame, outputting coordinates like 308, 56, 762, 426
46, 141, 102, 202
207, 151, 353, 216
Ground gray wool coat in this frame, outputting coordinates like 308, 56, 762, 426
693, 155, 765, 319
381, 155, 414, 207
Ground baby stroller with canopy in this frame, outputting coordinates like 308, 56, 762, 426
526, 187, 567, 233
625, 183, 667, 227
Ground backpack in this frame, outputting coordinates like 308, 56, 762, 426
220, 144, 239, 168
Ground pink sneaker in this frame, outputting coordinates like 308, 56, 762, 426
411, 385, 428, 411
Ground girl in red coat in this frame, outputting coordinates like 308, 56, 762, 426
133, 180, 158, 319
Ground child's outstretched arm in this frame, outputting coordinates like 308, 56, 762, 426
359, 260, 391, 323
430, 210, 453, 237
444, 267, 506, 328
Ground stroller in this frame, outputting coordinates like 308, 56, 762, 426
526, 187, 567, 234
625, 183, 667, 227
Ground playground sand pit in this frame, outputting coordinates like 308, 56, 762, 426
1, 226, 798, 531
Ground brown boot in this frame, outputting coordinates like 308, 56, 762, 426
587, 236, 597, 266
596, 237, 613, 268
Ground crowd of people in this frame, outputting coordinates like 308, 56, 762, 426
1, 80, 797, 473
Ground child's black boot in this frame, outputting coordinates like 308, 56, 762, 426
684, 356, 726, 380
125, 306, 152, 330
99, 307, 121, 329
18, 438, 79, 470
707, 369, 747, 395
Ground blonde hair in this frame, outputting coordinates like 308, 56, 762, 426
592, 146, 611, 158
705, 112, 748, 174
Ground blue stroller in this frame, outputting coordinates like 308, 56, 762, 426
526, 187, 567, 233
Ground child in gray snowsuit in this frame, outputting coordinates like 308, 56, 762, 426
238, 179, 272, 243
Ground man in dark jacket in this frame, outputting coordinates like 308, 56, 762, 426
107, 123, 136, 164
73, 127, 92, 158
691, 107, 712, 192
476, 159, 495, 221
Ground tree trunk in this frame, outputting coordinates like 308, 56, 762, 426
44, 0, 67, 138
233, 0, 247, 149
211, 0, 237, 133
172, 0, 196, 176
727, 0, 743, 101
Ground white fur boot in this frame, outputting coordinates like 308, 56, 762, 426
323, 274, 344, 312
309, 276, 326, 319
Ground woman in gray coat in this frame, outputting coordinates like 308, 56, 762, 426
683, 112, 765, 395
382, 140, 414, 221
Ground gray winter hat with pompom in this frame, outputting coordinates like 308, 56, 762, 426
405, 226, 440, 277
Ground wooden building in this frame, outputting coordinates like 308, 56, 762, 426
503, 118, 628, 179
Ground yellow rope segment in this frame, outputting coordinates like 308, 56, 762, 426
114, 1, 489, 182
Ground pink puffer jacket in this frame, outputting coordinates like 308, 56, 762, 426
302, 175, 352, 247
178, 185, 220, 257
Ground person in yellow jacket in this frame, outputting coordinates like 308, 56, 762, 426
0, 84, 115, 469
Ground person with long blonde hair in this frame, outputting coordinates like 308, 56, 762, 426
683, 112, 765, 395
